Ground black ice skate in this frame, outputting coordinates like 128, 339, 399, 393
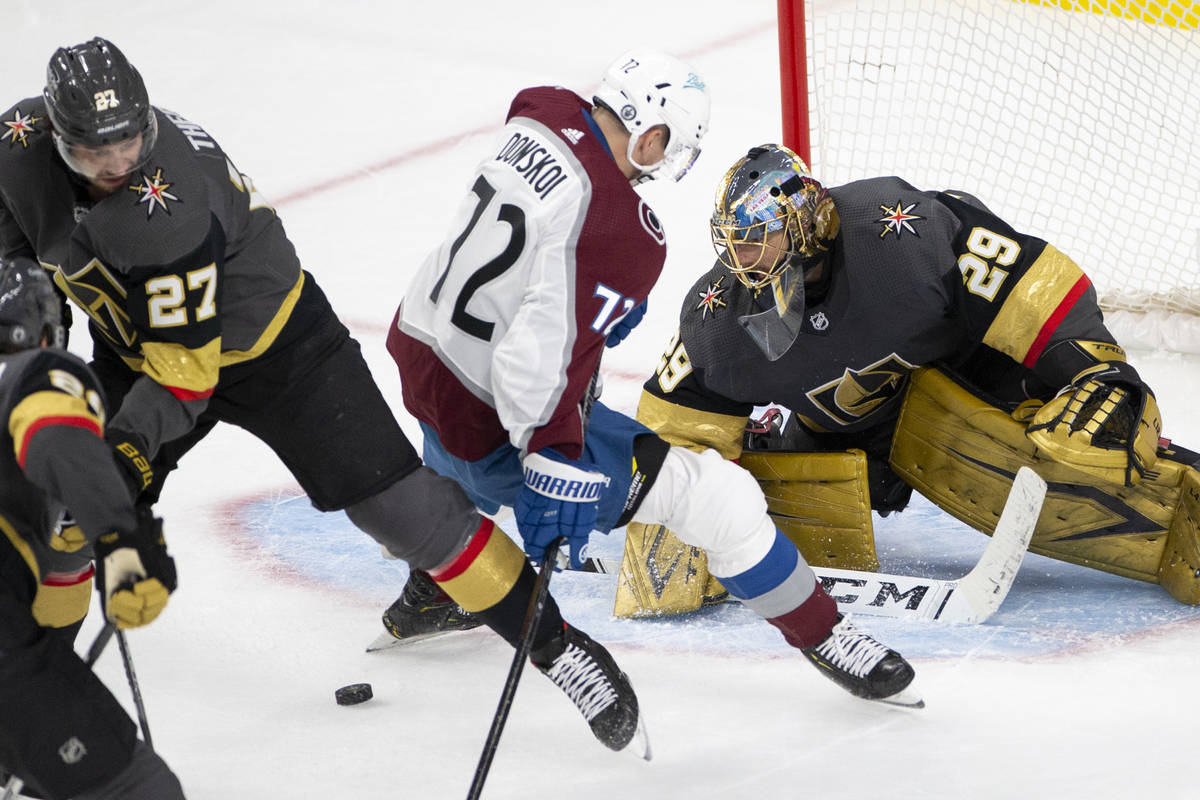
531, 624, 651, 760
802, 615, 923, 708
366, 569, 482, 651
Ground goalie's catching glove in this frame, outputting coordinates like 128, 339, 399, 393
94, 506, 178, 629
515, 449, 610, 568
1025, 361, 1161, 486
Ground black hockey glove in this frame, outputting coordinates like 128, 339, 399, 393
106, 428, 154, 501
94, 506, 178, 629
1026, 360, 1161, 486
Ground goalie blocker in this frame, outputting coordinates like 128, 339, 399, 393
616, 366, 1200, 618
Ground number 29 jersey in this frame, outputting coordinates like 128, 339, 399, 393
389, 87, 667, 461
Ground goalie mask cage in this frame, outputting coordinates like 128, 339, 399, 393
779, 0, 1200, 352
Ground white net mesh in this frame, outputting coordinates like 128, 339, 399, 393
804, 0, 1200, 349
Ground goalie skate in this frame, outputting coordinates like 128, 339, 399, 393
802, 615, 923, 708
531, 624, 651, 760
367, 569, 481, 652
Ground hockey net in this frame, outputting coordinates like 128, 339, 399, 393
789, 0, 1200, 352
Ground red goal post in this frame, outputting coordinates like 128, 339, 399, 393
777, 0, 1200, 351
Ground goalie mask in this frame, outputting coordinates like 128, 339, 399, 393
710, 144, 839, 360
44, 37, 158, 185
593, 48, 711, 184
0, 257, 64, 353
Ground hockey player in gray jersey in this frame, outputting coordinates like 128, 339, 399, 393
617, 143, 1200, 618
0, 258, 184, 800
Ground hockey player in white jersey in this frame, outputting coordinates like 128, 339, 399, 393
384, 51, 920, 707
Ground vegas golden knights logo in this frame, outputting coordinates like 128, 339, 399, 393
807, 353, 916, 426
46, 259, 138, 348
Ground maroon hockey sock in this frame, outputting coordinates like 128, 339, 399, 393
765, 582, 839, 649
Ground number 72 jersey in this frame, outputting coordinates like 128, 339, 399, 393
390, 87, 666, 461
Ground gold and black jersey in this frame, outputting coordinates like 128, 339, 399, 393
0, 98, 304, 404
645, 176, 1114, 438
0, 348, 129, 624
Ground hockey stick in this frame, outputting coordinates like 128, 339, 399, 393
86, 619, 118, 667
466, 537, 562, 800
564, 466, 1047, 624
116, 630, 155, 751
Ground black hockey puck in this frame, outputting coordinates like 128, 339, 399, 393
335, 683, 373, 706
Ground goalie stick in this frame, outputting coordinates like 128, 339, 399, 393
564, 466, 1046, 624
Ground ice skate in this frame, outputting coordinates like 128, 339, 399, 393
531, 624, 651, 760
802, 615, 923, 708
367, 569, 481, 651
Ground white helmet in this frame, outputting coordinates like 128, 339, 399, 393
593, 48, 711, 183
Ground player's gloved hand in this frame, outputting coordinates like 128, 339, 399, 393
106, 428, 154, 501
515, 449, 610, 568
94, 507, 178, 629
605, 300, 647, 348
1026, 361, 1161, 486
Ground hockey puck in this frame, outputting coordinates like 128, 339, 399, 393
335, 683, 373, 706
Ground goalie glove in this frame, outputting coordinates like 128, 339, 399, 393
94, 506, 178, 629
1026, 361, 1161, 486
516, 449, 610, 569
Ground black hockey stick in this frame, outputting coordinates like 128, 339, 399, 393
86, 619, 118, 667
466, 537, 563, 800
116, 630, 155, 751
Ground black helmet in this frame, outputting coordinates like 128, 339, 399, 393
43, 37, 157, 179
0, 257, 65, 353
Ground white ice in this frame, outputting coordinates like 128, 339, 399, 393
6, 2, 1200, 798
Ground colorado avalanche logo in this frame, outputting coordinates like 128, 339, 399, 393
639, 200, 665, 245
129, 168, 181, 218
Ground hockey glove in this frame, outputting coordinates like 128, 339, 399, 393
94, 506, 178, 629
106, 428, 154, 501
1026, 361, 1161, 486
605, 300, 647, 348
515, 449, 610, 569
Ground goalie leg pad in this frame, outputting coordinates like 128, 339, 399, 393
738, 449, 879, 572
614, 447, 771, 618
892, 367, 1200, 603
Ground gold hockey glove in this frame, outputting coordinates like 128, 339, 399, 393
1026, 362, 1160, 486
94, 507, 178, 628
106, 428, 154, 501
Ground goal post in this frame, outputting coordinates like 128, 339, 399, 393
777, 0, 1200, 351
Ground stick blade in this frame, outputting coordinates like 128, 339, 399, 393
935, 466, 1046, 623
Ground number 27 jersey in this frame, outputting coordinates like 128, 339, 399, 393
389, 87, 666, 461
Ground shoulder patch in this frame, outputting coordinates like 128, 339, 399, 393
2, 107, 42, 149
696, 274, 728, 318
877, 200, 924, 239
128, 167, 182, 218
638, 200, 665, 245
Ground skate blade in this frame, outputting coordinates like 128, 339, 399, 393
870, 684, 925, 709
365, 628, 458, 652
626, 714, 652, 762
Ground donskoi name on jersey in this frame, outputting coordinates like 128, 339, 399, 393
495, 132, 571, 200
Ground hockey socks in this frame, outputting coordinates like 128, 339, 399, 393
714, 527, 839, 649
428, 519, 565, 652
